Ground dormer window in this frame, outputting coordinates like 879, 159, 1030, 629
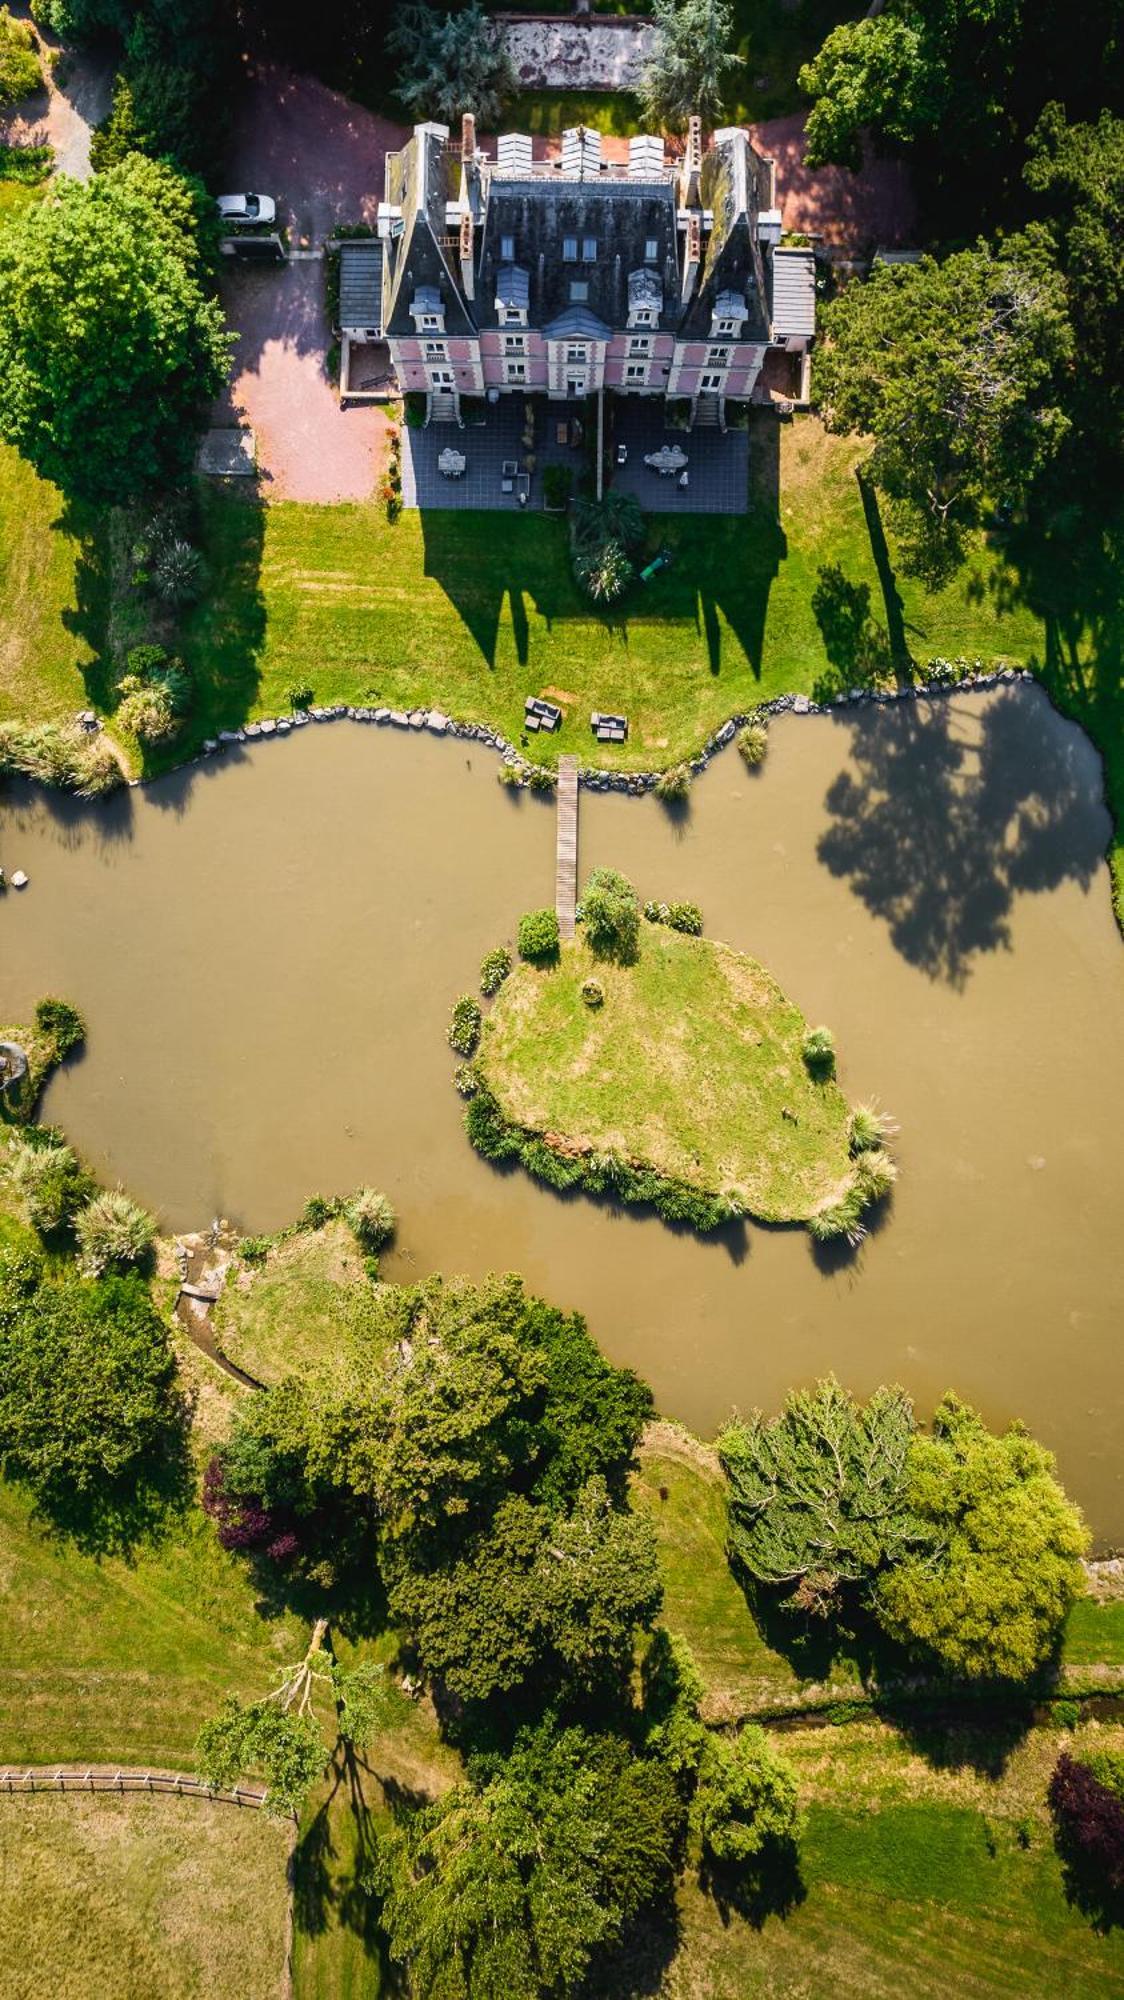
644, 238, 658, 263
716, 319, 736, 336
570, 280, 588, 303
421, 314, 441, 330
563, 237, 578, 262
500, 234, 515, 261
582, 237, 597, 262
633, 309, 654, 327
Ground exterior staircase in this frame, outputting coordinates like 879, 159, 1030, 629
427, 390, 461, 426
693, 393, 724, 431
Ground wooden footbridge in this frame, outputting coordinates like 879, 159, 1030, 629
555, 755, 578, 939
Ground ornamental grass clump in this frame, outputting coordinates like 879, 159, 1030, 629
74, 1187, 156, 1276
581, 977, 604, 1008
802, 1025, 836, 1078
806, 1182, 866, 1246
738, 721, 769, 768
479, 946, 512, 996
853, 1148, 897, 1204
849, 1100, 897, 1154
517, 907, 560, 962
448, 995, 482, 1056
5, 1133, 92, 1235
654, 763, 692, 803
345, 1187, 396, 1252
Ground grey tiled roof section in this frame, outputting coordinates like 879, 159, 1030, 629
769, 247, 816, 338
338, 240, 384, 331
475, 180, 680, 333
383, 126, 476, 340
411, 284, 441, 312
680, 130, 769, 343
496, 264, 529, 308
542, 304, 614, 340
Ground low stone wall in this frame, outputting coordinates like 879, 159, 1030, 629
165, 665, 1039, 796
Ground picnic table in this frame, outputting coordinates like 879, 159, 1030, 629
644, 445, 688, 476
438, 447, 466, 477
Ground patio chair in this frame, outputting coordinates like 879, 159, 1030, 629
502, 459, 518, 477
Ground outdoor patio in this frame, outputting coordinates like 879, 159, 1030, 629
401, 396, 749, 515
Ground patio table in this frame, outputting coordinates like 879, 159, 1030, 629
643, 445, 688, 476
438, 448, 467, 477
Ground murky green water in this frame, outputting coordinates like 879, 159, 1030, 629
2, 687, 1121, 1539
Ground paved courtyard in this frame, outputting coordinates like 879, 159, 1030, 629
402, 397, 748, 515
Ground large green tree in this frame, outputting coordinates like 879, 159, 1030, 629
875, 1394, 1088, 1681
380, 1721, 681, 2000
695, 1724, 800, 1865
719, 1377, 928, 1617
0, 1256, 178, 1509
1024, 105, 1124, 426
387, 4, 515, 128
387, 1478, 661, 1702
798, 0, 1122, 210
0, 152, 230, 503
209, 1275, 656, 1702
640, 0, 738, 131
814, 238, 1073, 582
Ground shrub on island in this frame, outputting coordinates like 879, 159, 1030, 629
479, 946, 512, 996
448, 995, 482, 1056
738, 721, 769, 768
517, 907, 560, 962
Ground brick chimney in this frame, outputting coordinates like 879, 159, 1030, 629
461, 111, 476, 161
459, 210, 475, 301
680, 115, 703, 209
680, 212, 702, 304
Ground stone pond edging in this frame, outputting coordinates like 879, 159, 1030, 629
148, 665, 1041, 796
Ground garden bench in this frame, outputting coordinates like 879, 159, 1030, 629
525, 697, 562, 731
591, 711, 628, 742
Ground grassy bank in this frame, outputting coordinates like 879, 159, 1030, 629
211, 1220, 373, 1384
635, 1422, 1124, 1720
479, 925, 858, 1224
1, 414, 1117, 906
179, 418, 1044, 768
0, 1795, 291, 2000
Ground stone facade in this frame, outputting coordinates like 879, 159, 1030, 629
379, 115, 815, 428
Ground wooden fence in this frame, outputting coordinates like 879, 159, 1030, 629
0, 1766, 267, 1808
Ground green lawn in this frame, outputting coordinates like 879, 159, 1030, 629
0, 1476, 306, 1767
212, 1221, 377, 1385
0, 1795, 291, 2000
180, 417, 1046, 776
663, 1797, 1124, 1998
480, 926, 858, 1223
0, 442, 103, 724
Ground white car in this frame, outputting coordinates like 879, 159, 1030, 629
216, 192, 277, 226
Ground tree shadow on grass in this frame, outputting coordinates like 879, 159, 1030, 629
293, 1746, 404, 1984
816, 685, 1110, 984
416, 411, 785, 688
577, 1901, 683, 2000
698, 1836, 806, 1930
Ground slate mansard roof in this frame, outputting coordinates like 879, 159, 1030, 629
338, 239, 384, 332
476, 181, 680, 334
381, 123, 788, 348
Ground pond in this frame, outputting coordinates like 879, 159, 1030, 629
2, 686, 1122, 1541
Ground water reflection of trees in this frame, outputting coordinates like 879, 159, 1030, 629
817, 689, 1109, 984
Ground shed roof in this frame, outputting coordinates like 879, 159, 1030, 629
770, 246, 816, 339
338, 239, 384, 331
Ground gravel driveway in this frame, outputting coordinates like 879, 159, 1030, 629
216, 64, 406, 502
